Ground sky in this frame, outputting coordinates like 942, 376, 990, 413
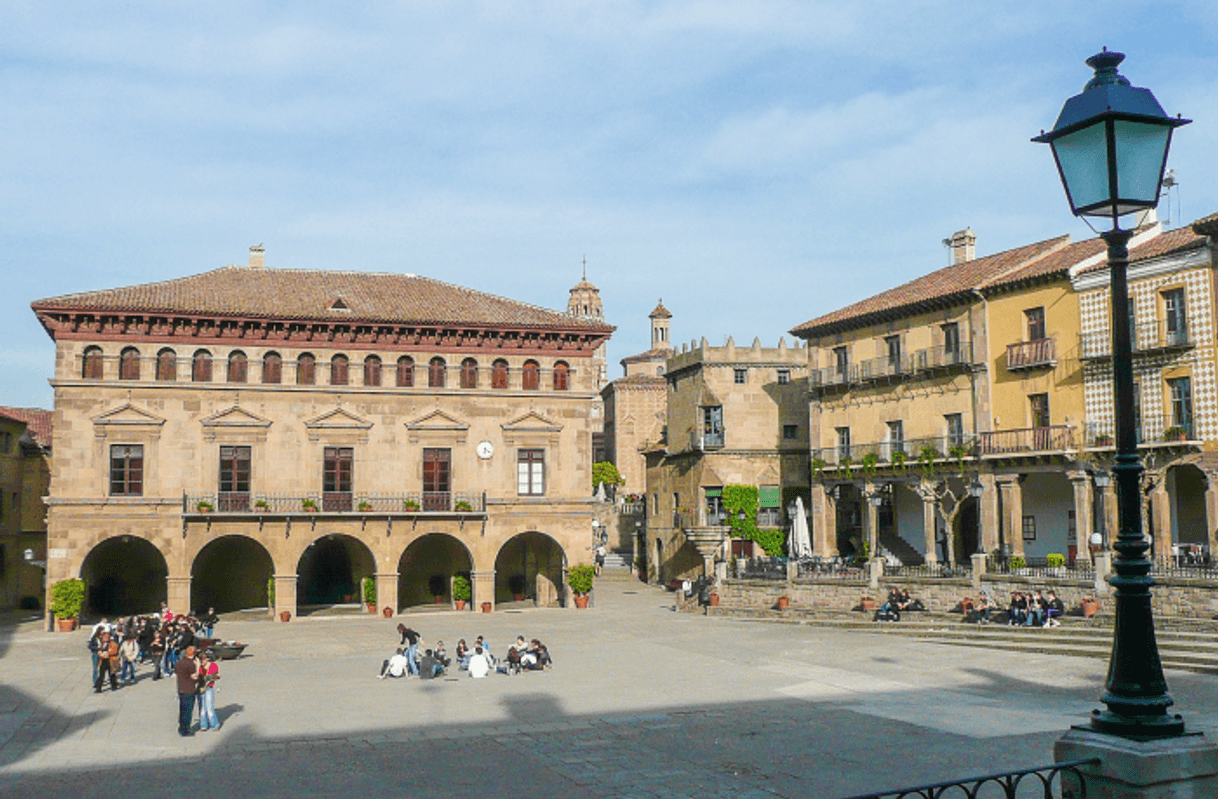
3, 1, 1218, 409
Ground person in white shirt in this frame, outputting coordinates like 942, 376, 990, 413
379, 647, 410, 679
468, 646, 490, 679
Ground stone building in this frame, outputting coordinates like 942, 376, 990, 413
31, 246, 614, 620
0, 407, 52, 608
643, 336, 809, 582
565, 267, 610, 462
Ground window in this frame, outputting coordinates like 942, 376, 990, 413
296, 353, 315, 385
322, 446, 353, 511
192, 350, 213, 382
887, 420, 904, 457
945, 413, 964, 449
777, 369, 790, 385
942, 323, 960, 361
1022, 515, 1037, 541
758, 485, 780, 527
517, 449, 545, 496
1133, 381, 1143, 444
109, 445, 144, 496
227, 351, 248, 383
1029, 393, 1050, 428
1025, 307, 1046, 341
1169, 377, 1193, 437
885, 335, 902, 372
460, 358, 478, 389
734, 368, 747, 384
522, 360, 540, 390
428, 357, 446, 388
492, 359, 509, 389
156, 348, 177, 381
704, 488, 724, 525
218, 445, 251, 511
834, 346, 849, 380
652, 493, 659, 515
82, 346, 104, 379
783, 424, 798, 440
423, 448, 451, 511
396, 356, 414, 387
836, 427, 851, 460
262, 352, 282, 384
553, 361, 570, 391
119, 347, 140, 381
363, 355, 382, 387
1163, 288, 1187, 345
330, 354, 349, 386
701, 406, 724, 448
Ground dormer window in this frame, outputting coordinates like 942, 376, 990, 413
328, 297, 350, 312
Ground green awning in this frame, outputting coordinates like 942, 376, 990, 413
703, 487, 722, 498
759, 486, 780, 507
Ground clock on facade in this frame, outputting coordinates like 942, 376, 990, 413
476, 440, 494, 460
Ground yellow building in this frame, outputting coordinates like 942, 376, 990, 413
0, 407, 52, 609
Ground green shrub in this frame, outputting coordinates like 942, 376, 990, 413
1010, 556, 1026, 570
1046, 553, 1065, 568
751, 528, 785, 556
267, 577, 275, 606
361, 576, 376, 604
568, 564, 596, 595
592, 461, 625, 490
452, 574, 472, 602
50, 578, 85, 619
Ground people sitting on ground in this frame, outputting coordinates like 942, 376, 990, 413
1045, 591, 1065, 628
897, 588, 926, 612
419, 649, 443, 679
434, 640, 450, 669
523, 639, 551, 670
498, 646, 522, 675
468, 646, 490, 679
379, 647, 410, 679
455, 639, 470, 670
1007, 592, 1027, 626
1025, 590, 1047, 627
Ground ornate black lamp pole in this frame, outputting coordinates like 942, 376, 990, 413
1034, 49, 1189, 740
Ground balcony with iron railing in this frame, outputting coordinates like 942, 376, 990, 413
1085, 415, 1197, 448
184, 490, 487, 516
1005, 337, 1056, 371
811, 342, 975, 390
913, 340, 974, 371
813, 434, 979, 467
978, 425, 1074, 455
1080, 319, 1196, 361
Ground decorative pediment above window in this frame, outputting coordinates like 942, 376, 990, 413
404, 409, 469, 445
200, 405, 272, 442
697, 386, 722, 407
700, 466, 726, 487
501, 410, 562, 446
757, 464, 781, 484
92, 403, 166, 440
305, 406, 373, 444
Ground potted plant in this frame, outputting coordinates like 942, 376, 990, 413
776, 594, 791, 610
1093, 434, 1114, 447
302, 498, 319, 512
280, 610, 292, 622
428, 574, 446, 604
403, 499, 420, 511
196, 500, 214, 513
859, 595, 876, 612
1009, 556, 1026, 572
382, 606, 394, 618
568, 564, 595, 609
454, 499, 474, 512
1081, 596, 1100, 617
508, 574, 527, 601
891, 450, 907, 472
50, 578, 85, 632
357, 500, 373, 512
452, 574, 471, 610
362, 577, 376, 613
1164, 426, 1188, 442
254, 499, 269, 510
708, 591, 720, 607
1046, 553, 1066, 575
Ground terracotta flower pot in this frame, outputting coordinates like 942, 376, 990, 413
455, 599, 467, 610
435, 595, 443, 605
574, 595, 590, 609
279, 610, 291, 623
860, 599, 876, 612
56, 617, 78, 633
513, 593, 524, 602
382, 606, 393, 618
709, 593, 720, 607
366, 603, 376, 614
481, 602, 492, 613
776, 596, 790, 610
1082, 599, 1100, 618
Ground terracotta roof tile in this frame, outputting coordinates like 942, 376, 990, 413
621, 347, 672, 365
981, 237, 1107, 291
1131, 226, 1207, 262
649, 300, 672, 319
608, 374, 667, 387
32, 266, 614, 332
1192, 211, 1218, 238
790, 235, 1070, 337
0, 407, 53, 448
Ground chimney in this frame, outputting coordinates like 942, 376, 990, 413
249, 244, 265, 268
943, 228, 976, 265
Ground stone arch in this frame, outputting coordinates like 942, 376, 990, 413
79, 536, 168, 616
190, 535, 274, 613
296, 533, 376, 608
494, 531, 567, 606
397, 533, 474, 611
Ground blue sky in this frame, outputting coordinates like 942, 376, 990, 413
3, 1, 1216, 408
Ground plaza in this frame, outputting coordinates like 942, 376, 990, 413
4, 580, 1218, 798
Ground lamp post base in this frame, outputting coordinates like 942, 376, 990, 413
1090, 708, 1185, 741
1056, 727, 1218, 797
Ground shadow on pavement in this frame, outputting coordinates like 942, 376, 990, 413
0, 683, 108, 769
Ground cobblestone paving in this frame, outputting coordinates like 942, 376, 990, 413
3, 582, 1218, 798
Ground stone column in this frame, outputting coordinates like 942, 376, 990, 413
167, 575, 191, 617
811, 483, 837, 558
472, 569, 495, 612
1151, 483, 1171, 563
997, 476, 1025, 558
1068, 471, 1093, 566
918, 481, 938, 563
979, 472, 1000, 554
1205, 472, 1218, 559
273, 573, 297, 621
375, 572, 398, 616
864, 482, 879, 562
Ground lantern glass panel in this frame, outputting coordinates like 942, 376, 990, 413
1114, 120, 1170, 205
1052, 121, 1110, 213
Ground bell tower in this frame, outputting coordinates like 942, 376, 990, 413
649, 299, 672, 350
567, 257, 607, 389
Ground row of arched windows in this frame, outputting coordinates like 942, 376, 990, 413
86, 347, 571, 390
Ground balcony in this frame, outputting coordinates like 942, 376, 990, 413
979, 425, 1074, 455
856, 354, 913, 381
1006, 337, 1056, 371
184, 491, 486, 516
913, 341, 974, 371
1080, 320, 1195, 361
810, 365, 853, 389
812, 434, 978, 467
1086, 416, 1197, 448
812, 342, 975, 390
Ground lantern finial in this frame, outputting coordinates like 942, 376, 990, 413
1085, 50, 1130, 90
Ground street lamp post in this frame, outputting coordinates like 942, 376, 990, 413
1093, 470, 1111, 552
968, 478, 984, 555
1035, 49, 1188, 740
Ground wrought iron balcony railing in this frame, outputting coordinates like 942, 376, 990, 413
1006, 337, 1056, 370
1085, 416, 1197, 447
1081, 319, 1195, 361
812, 434, 978, 467
811, 342, 976, 389
184, 491, 486, 515
979, 425, 1074, 455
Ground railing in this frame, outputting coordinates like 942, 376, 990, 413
913, 340, 974, 371
184, 491, 486, 514
1080, 320, 1194, 361
735, 556, 788, 580
987, 555, 1094, 578
856, 354, 913, 381
837, 758, 1097, 799
1150, 554, 1218, 580
813, 434, 978, 467
979, 426, 1074, 455
795, 557, 867, 580
812, 342, 975, 389
885, 562, 972, 578
1006, 337, 1056, 370
810, 365, 853, 388
701, 431, 725, 449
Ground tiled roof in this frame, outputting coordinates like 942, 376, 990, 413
790, 236, 1070, 337
569, 278, 599, 293
0, 407, 53, 448
980, 237, 1107, 292
608, 375, 667, 387
621, 347, 671, 365
32, 266, 614, 332
1192, 212, 1218, 238
1131, 226, 1207, 262
649, 300, 672, 319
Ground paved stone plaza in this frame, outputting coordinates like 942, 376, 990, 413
3, 582, 1218, 798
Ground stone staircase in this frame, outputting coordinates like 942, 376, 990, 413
877, 532, 925, 566
598, 552, 638, 582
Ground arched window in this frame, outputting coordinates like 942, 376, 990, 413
522, 360, 540, 391
330, 354, 349, 386
396, 356, 414, 387
460, 358, 478, 389
192, 350, 213, 382
428, 357, 447, 388
364, 355, 382, 387
227, 351, 248, 383
119, 347, 141, 381
82, 346, 104, 379
492, 359, 509, 389
262, 352, 282, 384
156, 348, 176, 381
553, 361, 570, 391
297, 353, 316, 385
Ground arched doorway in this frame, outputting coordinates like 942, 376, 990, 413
957, 496, 981, 561
494, 532, 566, 606
80, 536, 168, 616
297, 534, 376, 607
1170, 464, 1208, 550
397, 533, 473, 610
191, 536, 274, 614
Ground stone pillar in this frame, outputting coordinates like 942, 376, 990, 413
1151, 483, 1171, 563
1099, 482, 1116, 549
864, 482, 879, 561
997, 476, 1025, 558
970, 553, 986, 590
1093, 551, 1112, 597
980, 472, 1000, 554
919, 482, 938, 563
811, 483, 837, 558
1206, 473, 1218, 559
868, 558, 882, 591
273, 573, 297, 621
473, 569, 496, 612
375, 572, 398, 616
1069, 471, 1094, 566
1056, 728, 1218, 797
167, 575, 191, 617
